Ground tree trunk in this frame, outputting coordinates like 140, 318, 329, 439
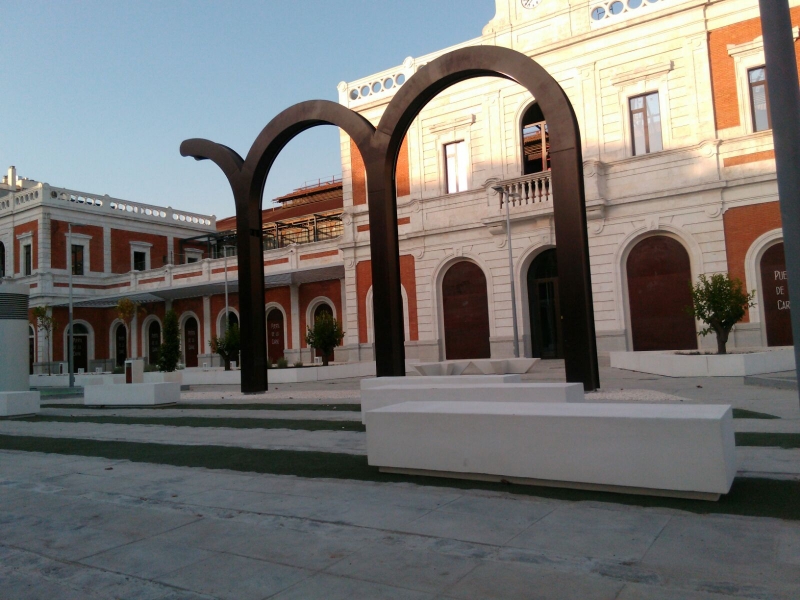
322, 353, 329, 367
222, 352, 231, 371
715, 327, 729, 355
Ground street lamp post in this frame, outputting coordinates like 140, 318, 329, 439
67, 223, 74, 388
493, 186, 520, 358
224, 246, 230, 333
758, 0, 800, 404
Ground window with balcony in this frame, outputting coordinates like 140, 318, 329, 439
23, 244, 32, 276
71, 244, 84, 276
133, 251, 147, 271
748, 67, 771, 132
444, 141, 469, 194
521, 103, 550, 175
629, 92, 663, 156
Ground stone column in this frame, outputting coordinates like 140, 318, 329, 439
290, 284, 300, 351
202, 296, 211, 356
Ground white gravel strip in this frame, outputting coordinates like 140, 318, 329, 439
180, 390, 360, 404
41, 408, 361, 421
585, 389, 691, 403
0, 421, 366, 455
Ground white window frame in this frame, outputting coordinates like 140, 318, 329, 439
443, 140, 470, 195
130, 242, 152, 272
185, 248, 204, 264
66, 233, 91, 275
728, 30, 797, 136
17, 231, 33, 276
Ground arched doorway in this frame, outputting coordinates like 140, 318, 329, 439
627, 236, 697, 351
114, 324, 127, 367
442, 261, 491, 360
760, 242, 793, 347
266, 308, 285, 364
527, 249, 563, 359
521, 103, 550, 175
29, 325, 35, 374
71, 323, 89, 372
148, 321, 162, 365
184, 317, 199, 368
312, 303, 334, 363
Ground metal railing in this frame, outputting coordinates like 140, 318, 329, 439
263, 212, 344, 250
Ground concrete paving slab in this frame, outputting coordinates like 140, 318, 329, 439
43, 407, 361, 421
80, 538, 216, 579
614, 582, 742, 599
737, 447, 800, 477
156, 552, 310, 600
507, 504, 672, 562
271, 572, 436, 599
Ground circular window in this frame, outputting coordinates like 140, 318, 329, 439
349, 89, 359, 101
591, 6, 606, 20
384, 78, 394, 90
396, 73, 406, 85
609, 1, 624, 14
172, 214, 179, 220
360, 85, 370, 97
628, 0, 642, 7
50, 191, 57, 198
372, 81, 381, 94
34, 191, 39, 198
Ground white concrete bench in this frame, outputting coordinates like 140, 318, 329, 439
0, 391, 40, 417
365, 401, 736, 500
361, 375, 521, 389
360, 381, 583, 423
84, 382, 180, 406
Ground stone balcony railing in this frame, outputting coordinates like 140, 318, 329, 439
494, 171, 552, 212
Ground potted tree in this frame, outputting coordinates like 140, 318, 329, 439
305, 312, 344, 367
687, 273, 755, 355
31, 306, 57, 375
209, 323, 241, 371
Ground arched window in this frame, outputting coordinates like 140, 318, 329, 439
521, 103, 550, 175
0, 242, 5, 278
527, 249, 563, 359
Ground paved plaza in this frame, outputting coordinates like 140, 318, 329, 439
2, 362, 799, 599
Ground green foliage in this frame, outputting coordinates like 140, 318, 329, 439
293, 361, 304, 368
687, 274, 755, 355
158, 310, 181, 372
31, 305, 57, 375
304, 312, 344, 366
209, 324, 241, 371
276, 357, 289, 369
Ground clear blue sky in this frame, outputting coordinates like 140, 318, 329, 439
1, 1, 495, 219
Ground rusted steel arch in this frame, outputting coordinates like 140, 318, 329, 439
181, 101, 377, 393
370, 45, 600, 390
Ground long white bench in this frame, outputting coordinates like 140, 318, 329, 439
360, 381, 583, 423
84, 382, 180, 406
0, 391, 40, 417
365, 401, 736, 500
361, 375, 521, 389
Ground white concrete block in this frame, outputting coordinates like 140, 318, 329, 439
366, 402, 736, 499
360, 375, 521, 389
84, 383, 180, 406
610, 349, 795, 377
0, 391, 40, 416
413, 359, 538, 377
143, 371, 183, 385
361, 382, 583, 423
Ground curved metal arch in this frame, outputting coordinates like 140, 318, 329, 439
368, 45, 599, 389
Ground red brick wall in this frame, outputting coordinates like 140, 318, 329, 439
50, 220, 104, 272
110, 229, 169, 273
299, 280, 342, 348
14, 221, 37, 274
49, 306, 117, 361
356, 255, 419, 343
266, 286, 293, 349
709, 9, 800, 131
210, 293, 239, 337
172, 298, 205, 352
350, 134, 409, 205
723, 202, 783, 322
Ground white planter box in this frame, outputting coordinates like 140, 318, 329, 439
361, 381, 583, 424
181, 361, 378, 386
30, 374, 123, 387
143, 371, 183, 385
413, 358, 538, 376
0, 391, 40, 416
84, 383, 180, 406
610, 348, 796, 377
366, 402, 736, 500
361, 375, 521, 389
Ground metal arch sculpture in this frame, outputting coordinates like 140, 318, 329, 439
370, 45, 599, 390
181, 100, 377, 393
181, 46, 600, 393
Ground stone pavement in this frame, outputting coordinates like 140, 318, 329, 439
2, 451, 799, 600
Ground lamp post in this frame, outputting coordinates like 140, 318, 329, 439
757, 0, 800, 405
67, 223, 74, 388
493, 185, 520, 358
223, 245, 231, 333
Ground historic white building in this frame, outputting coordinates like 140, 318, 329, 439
3, 0, 794, 372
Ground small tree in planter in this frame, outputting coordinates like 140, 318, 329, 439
209, 324, 241, 371
115, 298, 146, 359
158, 310, 181, 372
31, 306, 57, 375
687, 273, 755, 355
305, 312, 344, 367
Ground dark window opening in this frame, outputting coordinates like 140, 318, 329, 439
749, 67, 771, 132
24, 244, 32, 276
71, 244, 84, 276
133, 251, 147, 271
0, 242, 5, 278
521, 103, 550, 175
629, 92, 663, 156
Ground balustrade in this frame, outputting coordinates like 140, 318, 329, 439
495, 172, 552, 210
